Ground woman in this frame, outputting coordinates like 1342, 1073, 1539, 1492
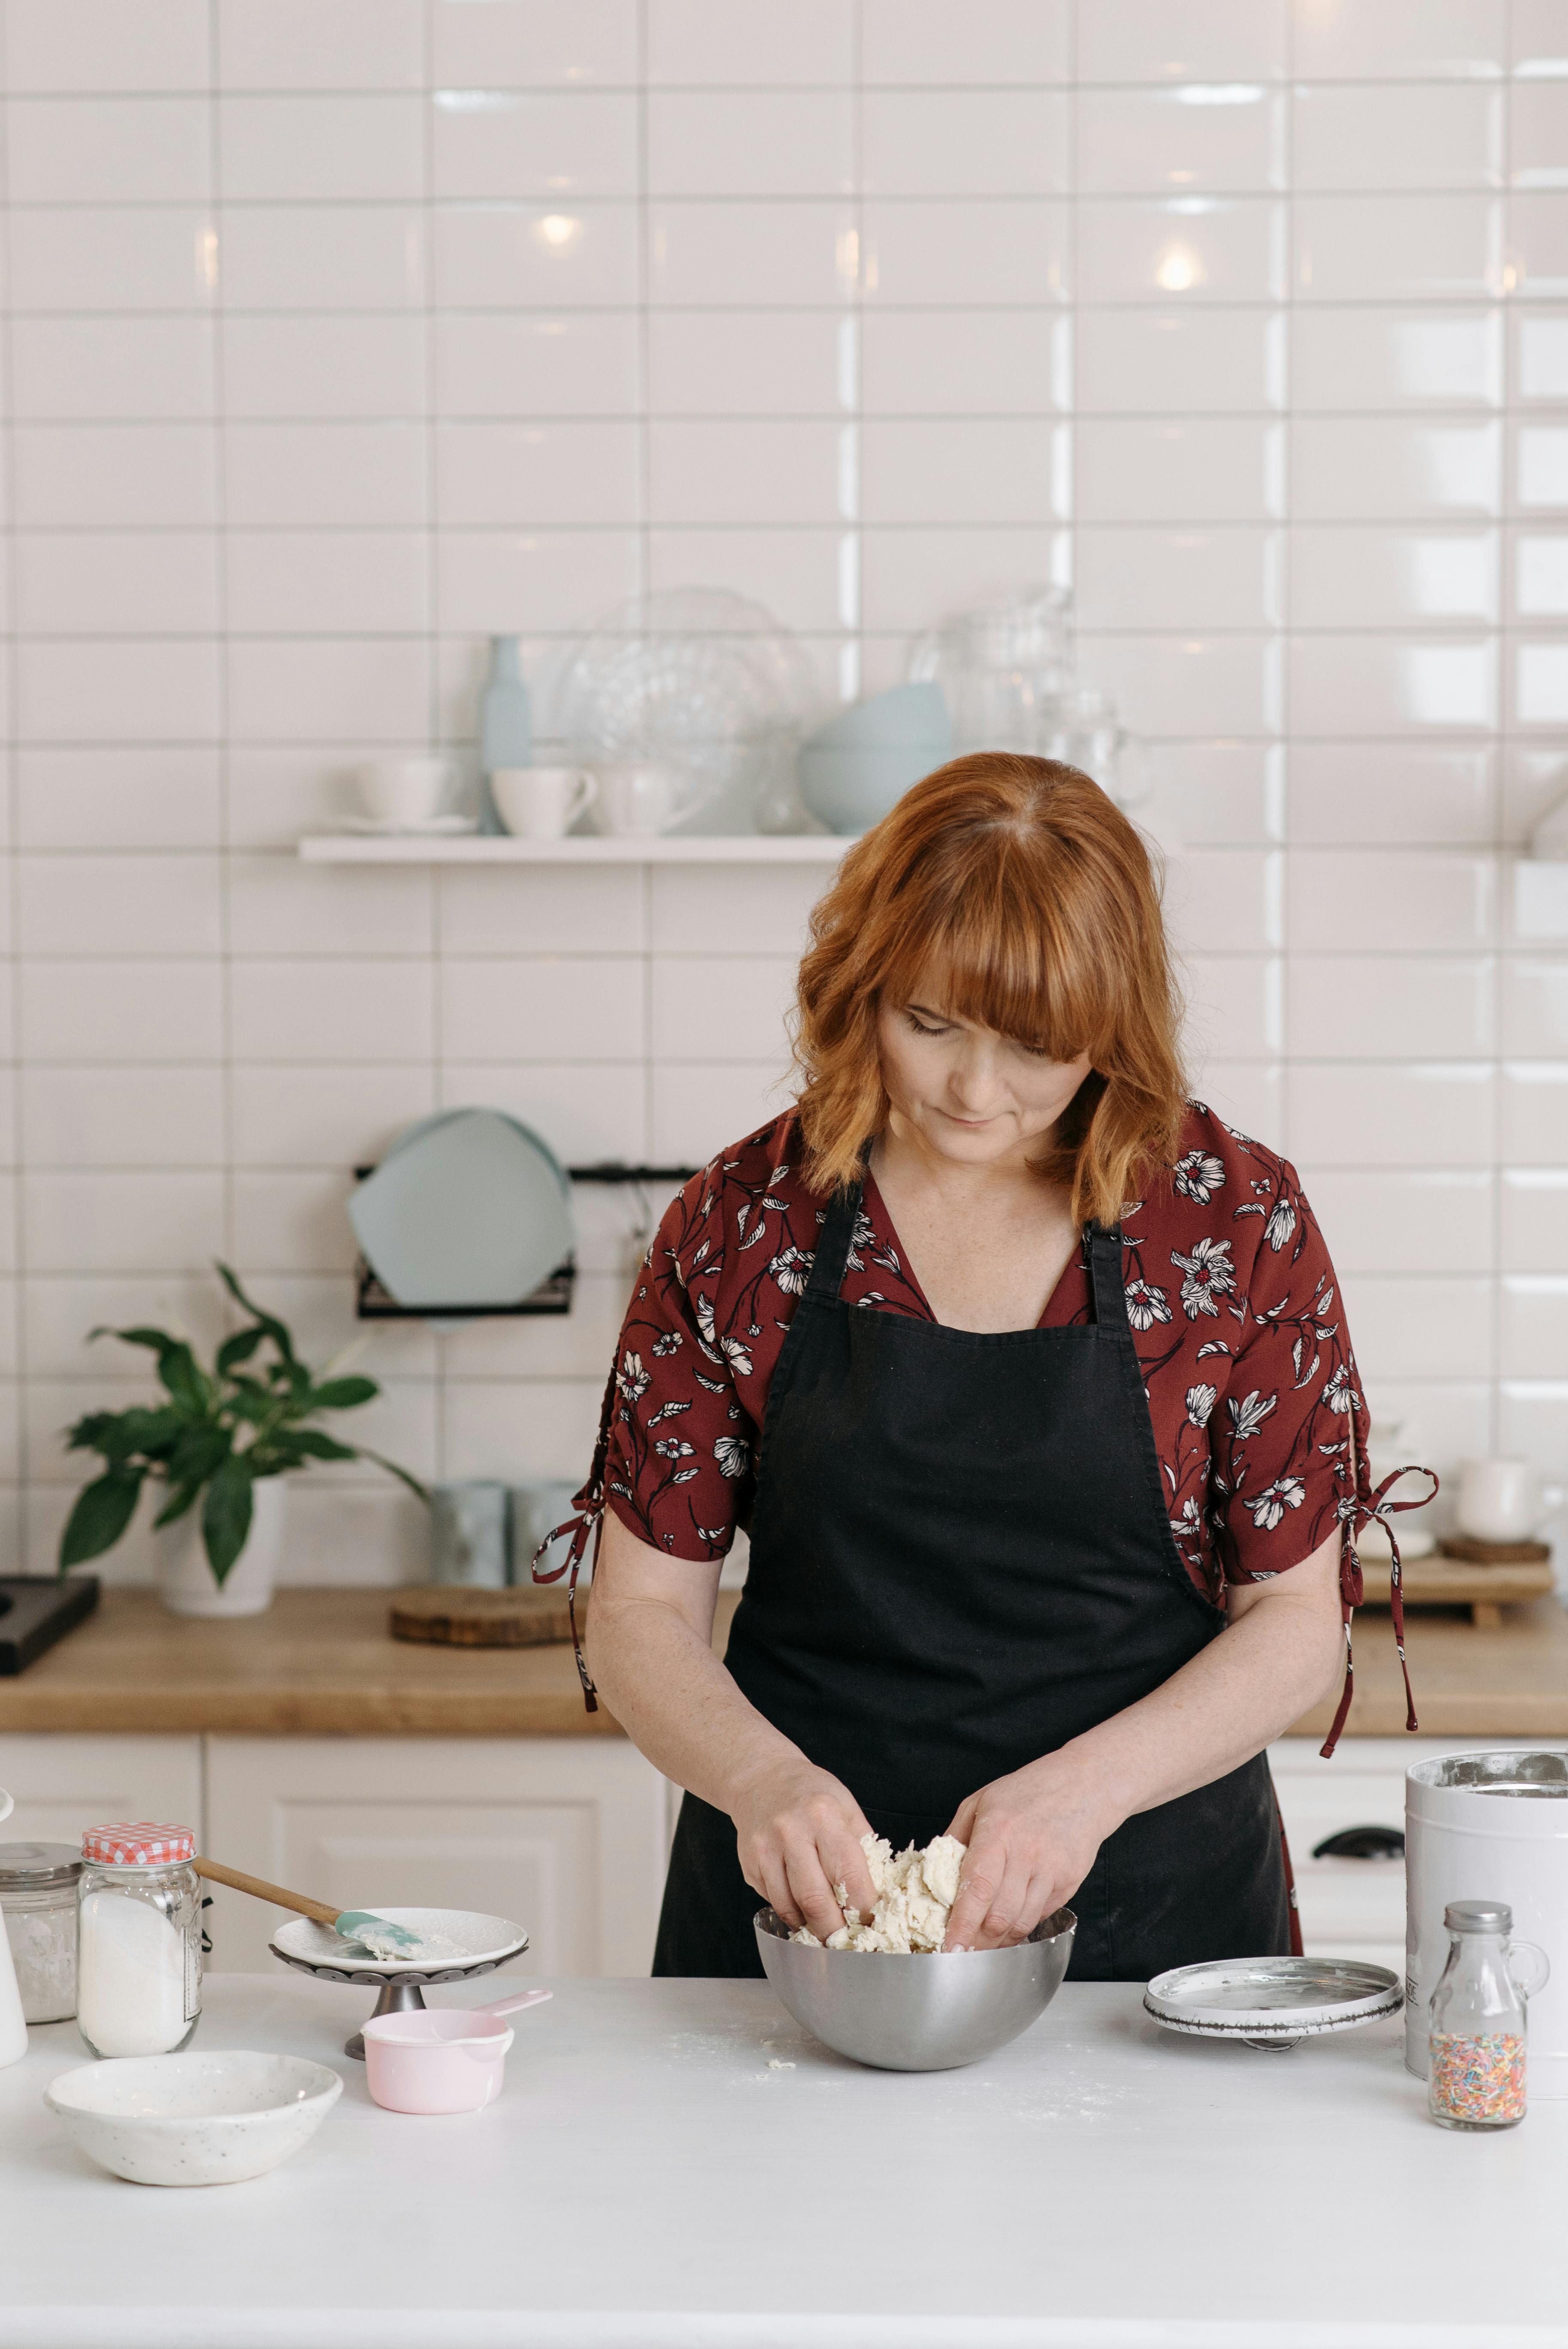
560, 754, 1421, 1979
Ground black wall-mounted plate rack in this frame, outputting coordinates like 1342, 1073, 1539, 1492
351, 1160, 698, 1322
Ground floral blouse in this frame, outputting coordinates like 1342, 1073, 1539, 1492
594, 1102, 1374, 1605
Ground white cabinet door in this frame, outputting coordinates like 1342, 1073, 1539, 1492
1270, 1736, 1568, 1976
204, 1737, 671, 1978
0, 1735, 203, 1849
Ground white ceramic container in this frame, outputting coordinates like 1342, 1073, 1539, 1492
1455, 1457, 1565, 1543
156, 1476, 285, 1618
1405, 1752, 1568, 2095
492, 765, 596, 838
45, 2049, 342, 2186
357, 758, 454, 827
591, 762, 707, 837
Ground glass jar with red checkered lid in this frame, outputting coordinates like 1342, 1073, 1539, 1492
76, 1822, 201, 2060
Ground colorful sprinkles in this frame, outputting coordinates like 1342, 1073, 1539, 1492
1430, 2031, 1526, 2125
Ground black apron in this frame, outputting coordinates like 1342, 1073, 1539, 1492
653, 1181, 1290, 1980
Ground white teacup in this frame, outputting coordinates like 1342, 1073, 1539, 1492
1456, 1457, 1565, 1544
356, 758, 454, 828
592, 763, 707, 838
492, 767, 596, 840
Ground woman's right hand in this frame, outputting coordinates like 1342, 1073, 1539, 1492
728, 1752, 878, 1942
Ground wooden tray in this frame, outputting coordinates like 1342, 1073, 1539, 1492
1438, 1534, 1552, 1566
1374, 1552, 1558, 1630
389, 1585, 578, 1649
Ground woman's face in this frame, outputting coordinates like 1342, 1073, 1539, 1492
875, 970, 1093, 1170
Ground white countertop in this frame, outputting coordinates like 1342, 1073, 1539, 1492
3, 1971, 1565, 2349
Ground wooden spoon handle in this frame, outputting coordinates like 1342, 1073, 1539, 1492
194, 1856, 341, 1928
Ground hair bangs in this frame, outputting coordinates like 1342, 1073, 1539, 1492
880, 867, 1107, 1069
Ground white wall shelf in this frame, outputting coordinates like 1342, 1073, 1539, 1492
297, 834, 849, 867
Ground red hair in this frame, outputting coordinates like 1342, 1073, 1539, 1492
792, 753, 1187, 1228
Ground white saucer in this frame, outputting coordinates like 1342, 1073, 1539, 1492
339, 815, 477, 837
270, 1906, 528, 1977
1144, 1956, 1403, 2042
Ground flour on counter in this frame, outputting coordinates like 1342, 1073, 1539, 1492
791, 1832, 966, 1953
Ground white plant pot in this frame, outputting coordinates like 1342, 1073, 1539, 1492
156, 1477, 286, 1619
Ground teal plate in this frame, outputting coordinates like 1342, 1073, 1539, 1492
349, 1107, 573, 1309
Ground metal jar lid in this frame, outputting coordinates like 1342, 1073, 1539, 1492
0, 1841, 84, 1890
1446, 1899, 1512, 1934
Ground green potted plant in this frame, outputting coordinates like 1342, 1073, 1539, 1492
58, 1264, 428, 1618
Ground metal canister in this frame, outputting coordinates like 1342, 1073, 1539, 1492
1406, 1751, 1568, 2097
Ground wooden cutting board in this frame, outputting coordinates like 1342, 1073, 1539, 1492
389, 1585, 579, 1649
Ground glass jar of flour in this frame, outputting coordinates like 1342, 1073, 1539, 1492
77, 1822, 201, 2059
0, 1843, 83, 2022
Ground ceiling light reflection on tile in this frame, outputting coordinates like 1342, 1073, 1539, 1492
1172, 85, 1265, 106
1408, 535, 1500, 619
1156, 243, 1204, 292
1401, 642, 1497, 727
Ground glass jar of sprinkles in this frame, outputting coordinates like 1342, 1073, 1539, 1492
1427, 1900, 1550, 2131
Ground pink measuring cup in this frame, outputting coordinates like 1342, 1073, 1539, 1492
362, 1988, 552, 2115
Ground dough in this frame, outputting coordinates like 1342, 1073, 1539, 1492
790, 1831, 967, 1954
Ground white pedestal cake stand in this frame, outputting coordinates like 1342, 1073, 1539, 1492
268, 1908, 530, 2058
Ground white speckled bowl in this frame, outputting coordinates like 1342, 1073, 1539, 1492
45, 2049, 342, 2187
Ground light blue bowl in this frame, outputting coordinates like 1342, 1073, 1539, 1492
808, 682, 949, 750
796, 684, 950, 835
796, 743, 941, 836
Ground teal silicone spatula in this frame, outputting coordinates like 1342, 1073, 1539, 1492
195, 1858, 461, 1963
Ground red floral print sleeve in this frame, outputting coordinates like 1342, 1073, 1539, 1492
596, 1106, 1384, 1600
1135, 1124, 1371, 1594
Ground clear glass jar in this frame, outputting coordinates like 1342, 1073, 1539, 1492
1428, 1900, 1550, 2131
0, 1842, 82, 2022
77, 1823, 202, 2061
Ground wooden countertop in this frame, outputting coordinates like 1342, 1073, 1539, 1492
1292, 1595, 1568, 1740
3, 1585, 1567, 1739
0, 1588, 627, 1737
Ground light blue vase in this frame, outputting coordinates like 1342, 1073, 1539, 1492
479, 635, 532, 836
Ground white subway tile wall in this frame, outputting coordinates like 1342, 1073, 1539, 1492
0, 0, 1564, 1581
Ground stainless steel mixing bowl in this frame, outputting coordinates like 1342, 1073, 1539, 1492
754, 1905, 1076, 2071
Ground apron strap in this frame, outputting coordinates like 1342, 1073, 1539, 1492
806, 1180, 864, 1303
1086, 1222, 1128, 1333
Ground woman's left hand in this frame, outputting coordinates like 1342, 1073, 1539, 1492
942, 1758, 1120, 1952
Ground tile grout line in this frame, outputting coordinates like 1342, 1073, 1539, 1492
1490, 0, 1514, 1455
0, 17, 30, 1563
845, 0, 863, 703
636, 0, 656, 1169
209, 0, 237, 1331
1278, 0, 1295, 1164
421, 0, 448, 1495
